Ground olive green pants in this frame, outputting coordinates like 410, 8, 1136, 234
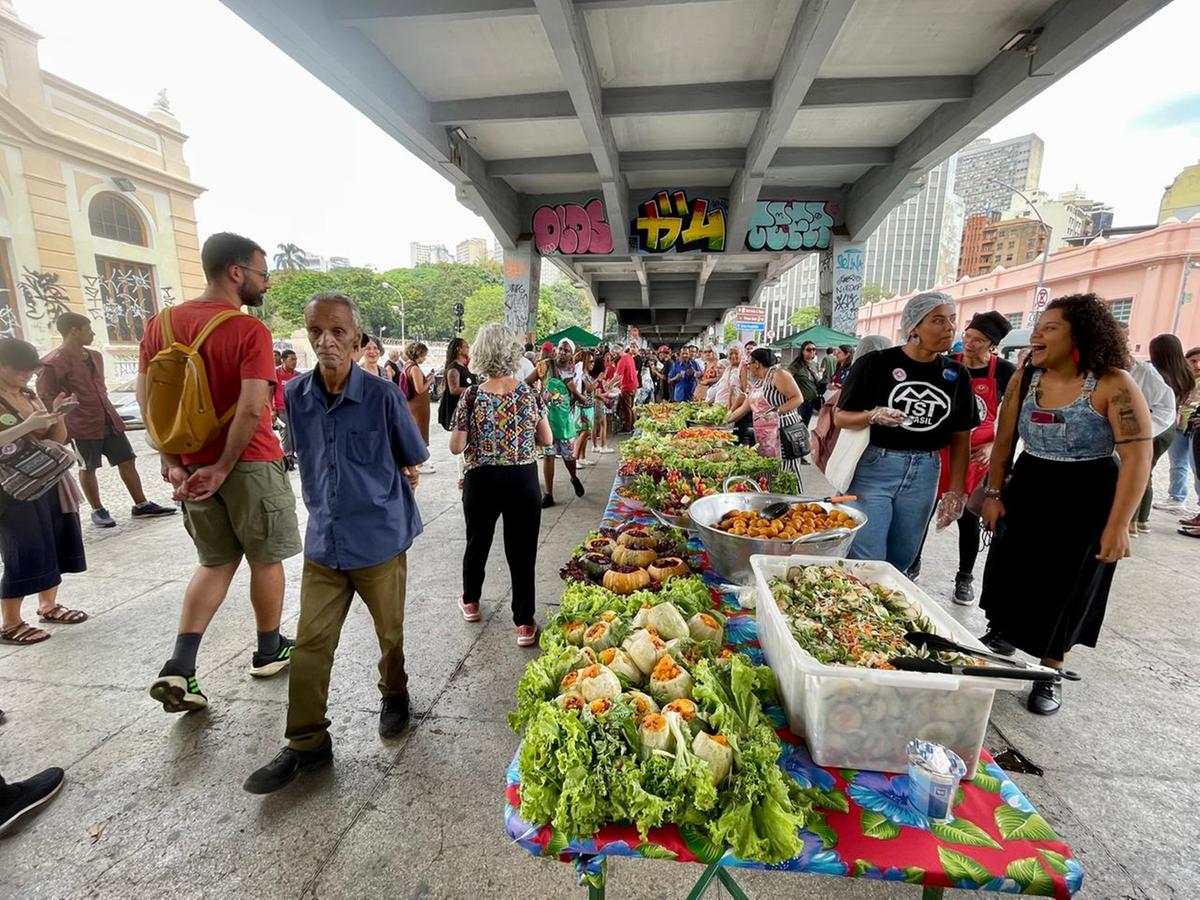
285, 553, 408, 751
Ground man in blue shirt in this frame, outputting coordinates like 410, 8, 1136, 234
668, 344, 703, 402
244, 291, 428, 794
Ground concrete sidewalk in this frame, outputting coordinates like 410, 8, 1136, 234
0, 432, 1196, 899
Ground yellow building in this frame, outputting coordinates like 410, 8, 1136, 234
0, 1, 204, 380
1159, 161, 1200, 223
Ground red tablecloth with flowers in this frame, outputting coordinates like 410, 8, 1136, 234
503, 483, 1083, 897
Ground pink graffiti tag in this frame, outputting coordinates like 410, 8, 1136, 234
531, 199, 613, 255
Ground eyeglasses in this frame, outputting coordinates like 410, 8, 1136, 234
237, 264, 271, 280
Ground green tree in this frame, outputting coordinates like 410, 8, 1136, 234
723, 316, 736, 345
788, 304, 820, 330
462, 284, 504, 341
862, 282, 895, 305
273, 242, 310, 272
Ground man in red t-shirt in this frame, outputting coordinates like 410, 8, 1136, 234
615, 345, 640, 432
138, 233, 302, 715
273, 349, 300, 468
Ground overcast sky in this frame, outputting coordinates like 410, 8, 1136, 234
21, 0, 1200, 270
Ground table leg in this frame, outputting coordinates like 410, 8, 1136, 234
587, 883, 604, 900
920, 887, 945, 900
716, 866, 751, 900
684, 860, 722, 900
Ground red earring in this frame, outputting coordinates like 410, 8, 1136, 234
1071, 348, 1081, 366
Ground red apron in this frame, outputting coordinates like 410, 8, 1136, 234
938, 354, 999, 497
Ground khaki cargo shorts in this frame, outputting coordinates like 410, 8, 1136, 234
182, 460, 302, 566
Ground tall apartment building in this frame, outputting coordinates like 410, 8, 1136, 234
955, 134, 1044, 216
958, 214, 990, 280
960, 217, 1045, 278
861, 155, 964, 296
492, 237, 505, 266
1003, 188, 1097, 251
455, 237, 489, 264
758, 254, 820, 340
410, 241, 451, 266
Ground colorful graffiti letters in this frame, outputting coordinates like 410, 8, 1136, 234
532, 198, 613, 255
746, 200, 834, 251
632, 190, 726, 253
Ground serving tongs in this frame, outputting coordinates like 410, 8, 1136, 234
904, 631, 1082, 682
890, 656, 1059, 682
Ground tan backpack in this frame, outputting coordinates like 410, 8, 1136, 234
143, 306, 243, 455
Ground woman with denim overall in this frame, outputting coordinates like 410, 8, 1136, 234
978, 295, 1152, 716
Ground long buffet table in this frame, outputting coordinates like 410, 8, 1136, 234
504, 477, 1083, 899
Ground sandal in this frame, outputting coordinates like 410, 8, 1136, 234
1, 622, 51, 644
38, 605, 89, 624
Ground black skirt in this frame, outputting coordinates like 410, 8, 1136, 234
980, 452, 1118, 659
0, 489, 86, 597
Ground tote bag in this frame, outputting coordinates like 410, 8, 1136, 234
823, 426, 870, 494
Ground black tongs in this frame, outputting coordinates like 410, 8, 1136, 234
905, 632, 1081, 682
890, 656, 1058, 682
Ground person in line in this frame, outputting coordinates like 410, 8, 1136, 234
513, 342, 535, 383
527, 338, 585, 506
978, 294, 1152, 715
359, 336, 388, 379
715, 343, 753, 446
243, 292, 427, 794
835, 293, 979, 570
787, 341, 821, 424
1158, 345, 1200, 515
744, 340, 757, 355
438, 338, 476, 492
140, 233, 301, 713
668, 345, 702, 402
648, 345, 672, 402
0, 339, 87, 645
727, 348, 804, 475
1130, 332, 1188, 532
384, 347, 403, 385
37, 313, 175, 527
401, 341, 436, 475
573, 349, 595, 467
831, 344, 855, 388
906, 312, 1016, 598
0, 764, 65, 836
819, 346, 837, 393
696, 346, 721, 400
588, 349, 612, 455
450, 323, 551, 644
273, 349, 300, 470
615, 344, 639, 432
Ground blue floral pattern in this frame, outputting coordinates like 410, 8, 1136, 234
849, 771, 930, 830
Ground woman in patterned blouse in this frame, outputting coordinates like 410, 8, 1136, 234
449, 323, 551, 646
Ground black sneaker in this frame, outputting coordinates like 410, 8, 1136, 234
379, 693, 410, 738
571, 476, 585, 497
149, 662, 208, 713
541, 494, 556, 509
905, 559, 921, 581
250, 635, 294, 678
952, 573, 975, 606
1027, 679, 1062, 716
243, 738, 333, 795
91, 508, 116, 528
0, 767, 65, 836
131, 501, 176, 518
283, 454, 297, 472
979, 629, 1017, 657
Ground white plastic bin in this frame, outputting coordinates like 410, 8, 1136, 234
751, 554, 1021, 778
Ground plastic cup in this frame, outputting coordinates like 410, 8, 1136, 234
906, 738, 967, 822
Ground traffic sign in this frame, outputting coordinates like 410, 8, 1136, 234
735, 307, 766, 331
1033, 286, 1050, 311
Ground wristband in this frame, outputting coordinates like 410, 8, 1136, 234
983, 486, 1002, 499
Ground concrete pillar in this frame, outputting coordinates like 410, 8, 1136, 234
503, 241, 541, 341
830, 239, 866, 335
590, 299, 606, 337
818, 246, 833, 327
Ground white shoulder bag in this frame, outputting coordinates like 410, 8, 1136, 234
823, 426, 870, 493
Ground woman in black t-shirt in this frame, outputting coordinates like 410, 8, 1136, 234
835, 293, 979, 570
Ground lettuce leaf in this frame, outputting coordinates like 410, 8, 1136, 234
509, 643, 585, 733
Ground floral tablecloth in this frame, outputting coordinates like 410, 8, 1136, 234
504, 482, 1083, 897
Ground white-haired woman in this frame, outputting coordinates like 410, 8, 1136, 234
449, 323, 551, 647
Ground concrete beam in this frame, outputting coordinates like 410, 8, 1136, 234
770, 146, 893, 168
844, 0, 1173, 241
489, 146, 887, 177
727, 0, 856, 246
328, 0, 715, 20
220, 0, 522, 247
801, 75, 973, 108
694, 255, 718, 308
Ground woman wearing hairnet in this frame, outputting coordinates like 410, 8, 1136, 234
834, 292, 979, 570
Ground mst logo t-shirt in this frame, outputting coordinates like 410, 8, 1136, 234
838, 346, 979, 452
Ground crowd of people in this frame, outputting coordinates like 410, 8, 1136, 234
2, 229, 1198, 825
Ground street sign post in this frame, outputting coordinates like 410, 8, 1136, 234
734, 307, 766, 332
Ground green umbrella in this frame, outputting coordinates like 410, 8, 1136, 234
539, 325, 602, 348
770, 324, 860, 350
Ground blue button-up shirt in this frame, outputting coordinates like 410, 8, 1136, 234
285, 364, 429, 570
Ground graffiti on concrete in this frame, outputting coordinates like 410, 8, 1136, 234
0, 301, 18, 339
83, 264, 157, 343
746, 200, 834, 251
632, 190, 726, 253
18, 268, 72, 330
831, 245, 865, 335
160, 286, 176, 308
532, 198, 613, 255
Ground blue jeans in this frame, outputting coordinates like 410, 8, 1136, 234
1167, 428, 1199, 502
846, 446, 941, 572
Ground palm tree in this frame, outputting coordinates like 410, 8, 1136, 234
273, 243, 310, 272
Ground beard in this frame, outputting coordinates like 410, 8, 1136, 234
238, 279, 266, 307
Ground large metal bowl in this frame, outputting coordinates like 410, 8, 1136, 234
688, 492, 867, 584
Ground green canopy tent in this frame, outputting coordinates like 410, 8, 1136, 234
538, 325, 602, 348
769, 325, 859, 351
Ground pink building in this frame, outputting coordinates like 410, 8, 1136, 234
856, 217, 1200, 356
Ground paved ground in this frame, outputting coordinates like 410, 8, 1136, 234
1, 428, 1197, 899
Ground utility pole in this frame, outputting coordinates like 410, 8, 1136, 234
381, 281, 406, 342
989, 178, 1052, 324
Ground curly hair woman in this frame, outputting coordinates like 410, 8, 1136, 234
977, 294, 1152, 716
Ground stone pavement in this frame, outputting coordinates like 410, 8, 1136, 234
1, 429, 1197, 899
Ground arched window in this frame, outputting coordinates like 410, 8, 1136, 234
88, 193, 147, 246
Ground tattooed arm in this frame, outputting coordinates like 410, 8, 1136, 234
1096, 370, 1153, 562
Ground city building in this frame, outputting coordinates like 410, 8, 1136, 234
856, 218, 1200, 354
759, 254, 819, 341
954, 134, 1044, 216
455, 237, 488, 265
861, 155, 964, 296
1002, 188, 1098, 252
328, 255, 351, 269
972, 217, 1045, 276
0, 3, 204, 380
1159, 160, 1200, 223
299, 254, 329, 272
409, 241, 451, 266
492, 237, 504, 266
1063, 223, 1155, 248
958, 214, 990, 280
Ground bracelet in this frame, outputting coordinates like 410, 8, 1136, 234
982, 486, 1002, 499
